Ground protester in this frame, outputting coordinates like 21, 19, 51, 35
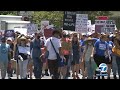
6, 37, 14, 79
61, 33, 72, 79
30, 32, 43, 79
94, 34, 111, 79
44, 30, 62, 79
18, 36, 30, 79
26, 38, 33, 79
112, 34, 120, 79
0, 36, 11, 79
112, 36, 118, 79
105, 35, 114, 79
82, 37, 97, 79
71, 33, 80, 79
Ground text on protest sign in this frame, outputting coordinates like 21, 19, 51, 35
27, 24, 38, 35
75, 14, 88, 33
4, 30, 15, 39
63, 11, 76, 31
95, 20, 115, 33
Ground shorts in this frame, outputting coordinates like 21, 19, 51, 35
64, 55, 69, 66
93, 54, 106, 67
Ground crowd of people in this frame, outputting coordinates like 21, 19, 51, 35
0, 29, 120, 79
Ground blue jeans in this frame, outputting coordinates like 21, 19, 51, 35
33, 57, 42, 79
112, 55, 118, 75
116, 56, 120, 75
85, 58, 96, 79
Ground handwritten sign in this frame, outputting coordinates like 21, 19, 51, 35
63, 11, 76, 31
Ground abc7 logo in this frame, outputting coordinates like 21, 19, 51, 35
99, 63, 108, 73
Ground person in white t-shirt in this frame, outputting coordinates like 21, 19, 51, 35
18, 36, 30, 79
44, 30, 62, 79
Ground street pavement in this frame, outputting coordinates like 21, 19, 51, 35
1, 70, 119, 79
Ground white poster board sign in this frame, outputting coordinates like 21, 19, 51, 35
87, 20, 92, 32
14, 27, 27, 35
41, 21, 49, 33
27, 24, 38, 35
95, 20, 115, 33
75, 14, 88, 33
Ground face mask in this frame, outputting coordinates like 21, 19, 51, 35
37, 36, 40, 39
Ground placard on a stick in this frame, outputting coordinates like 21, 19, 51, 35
75, 14, 88, 33
63, 11, 76, 31
95, 20, 115, 33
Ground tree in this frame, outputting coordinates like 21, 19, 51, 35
31, 11, 64, 28
31, 11, 112, 28
85, 11, 112, 24
0, 11, 18, 15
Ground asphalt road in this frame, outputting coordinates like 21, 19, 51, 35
1, 70, 119, 79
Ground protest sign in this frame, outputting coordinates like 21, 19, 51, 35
41, 21, 49, 34
63, 11, 76, 31
95, 20, 115, 33
75, 14, 88, 33
27, 23, 38, 35
87, 20, 92, 32
4, 30, 15, 39
14, 27, 27, 35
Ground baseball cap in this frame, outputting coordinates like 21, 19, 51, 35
7, 37, 12, 41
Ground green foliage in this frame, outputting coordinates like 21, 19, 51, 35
110, 16, 120, 29
31, 11, 64, 28
31, 11, 112, 28
86, 11, 112, 24
0, 11, 113, 28
0, 11, 18, 15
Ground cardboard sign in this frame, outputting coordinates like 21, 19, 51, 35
75, 14, 88, 33
87, 20, 92, 32
14, 27, 27, 35
4, 30, 15, 39
27, 23, 38, 35
63, 11, 76, 31
41, 21, 49, 33
95, 20, 115, 33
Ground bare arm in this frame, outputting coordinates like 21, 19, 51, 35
91, 47, 95, 57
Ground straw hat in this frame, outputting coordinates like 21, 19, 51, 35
19, 36, 27, 42
85, 37, 93, 41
